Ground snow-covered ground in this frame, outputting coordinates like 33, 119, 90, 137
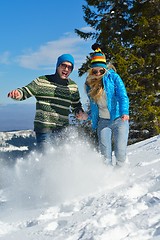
0, 129, 160, 240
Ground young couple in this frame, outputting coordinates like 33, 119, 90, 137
8, 44, 129, 167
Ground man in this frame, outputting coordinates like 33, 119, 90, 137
8, 54, 83, 149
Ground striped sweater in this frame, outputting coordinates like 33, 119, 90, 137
17, 73, 82, 133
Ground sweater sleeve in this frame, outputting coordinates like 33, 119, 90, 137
71, 90, 83, 114
17, 79, 38, 101
69, 80, 84, 114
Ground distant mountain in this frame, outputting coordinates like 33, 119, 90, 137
0, 104, 35, 131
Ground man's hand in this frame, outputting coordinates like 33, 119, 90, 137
76, 110, 88, 120
8, 90, 22, 100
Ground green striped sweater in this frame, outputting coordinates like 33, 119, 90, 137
17, 74, 82, 133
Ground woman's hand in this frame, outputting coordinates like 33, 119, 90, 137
76, 110, 88, 120
121, 115, 129, 121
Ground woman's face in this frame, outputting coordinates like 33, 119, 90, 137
91, 67, 106, 77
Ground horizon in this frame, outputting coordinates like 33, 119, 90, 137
0, 103, 35, 131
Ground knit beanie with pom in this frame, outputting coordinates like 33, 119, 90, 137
90, 43, 107, 69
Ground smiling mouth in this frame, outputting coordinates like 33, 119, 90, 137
61, 71, 69, 78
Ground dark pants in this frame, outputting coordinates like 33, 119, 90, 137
35, 128, 64, 152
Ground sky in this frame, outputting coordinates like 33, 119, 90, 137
0, 130, 160, 239
0, 0, 94, 106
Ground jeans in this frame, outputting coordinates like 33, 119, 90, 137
97, 117, 129, 166
35, 128, 64, 151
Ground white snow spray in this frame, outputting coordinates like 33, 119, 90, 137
0, 127, 128, 209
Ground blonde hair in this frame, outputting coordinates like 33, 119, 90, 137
85, 69, 105, 102
85, 63, 116, 103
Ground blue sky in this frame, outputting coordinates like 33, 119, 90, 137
0, 0, 94, 106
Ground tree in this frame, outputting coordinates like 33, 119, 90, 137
128, 0, 160, 139
75, 0, 160, 143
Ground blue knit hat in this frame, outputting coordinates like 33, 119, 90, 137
56, 54, 74, 70
91, 43, 107, 69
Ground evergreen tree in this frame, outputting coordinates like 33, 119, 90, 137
128, 0, 160, 138
75, 0, 160, 142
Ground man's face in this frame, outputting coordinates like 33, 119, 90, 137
57, 62, 73, 79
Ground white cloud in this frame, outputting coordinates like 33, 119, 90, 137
79, 26, 93, 32
15, 33, 93, 70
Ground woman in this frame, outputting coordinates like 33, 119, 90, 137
76, 44, 129, 167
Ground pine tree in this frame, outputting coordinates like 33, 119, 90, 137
75, 0, 160, 142
128, 0, 160, 138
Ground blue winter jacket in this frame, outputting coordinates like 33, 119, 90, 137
86, 69, 129, 130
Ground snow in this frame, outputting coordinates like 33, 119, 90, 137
0, 129, 160, 240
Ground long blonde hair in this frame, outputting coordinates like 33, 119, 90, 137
86, 72, 104, 102
85, 63, 116, 103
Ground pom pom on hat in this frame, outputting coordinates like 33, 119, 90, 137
90, 43, 107, 69
92, 43, 102, 52
56, 54, 74, 70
